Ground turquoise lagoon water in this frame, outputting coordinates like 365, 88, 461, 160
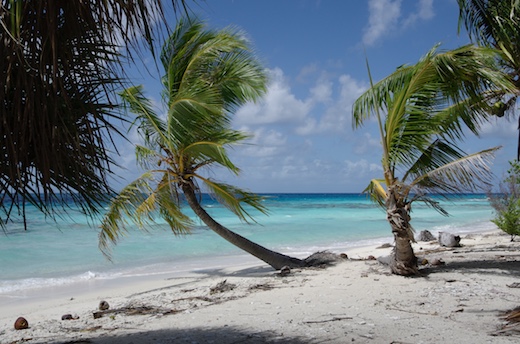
0, 193, 496, 294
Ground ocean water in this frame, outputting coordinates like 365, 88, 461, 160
0, 193, 496, 295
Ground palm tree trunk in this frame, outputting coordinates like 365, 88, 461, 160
386, 188, 418, 276
181, 183, 306, 270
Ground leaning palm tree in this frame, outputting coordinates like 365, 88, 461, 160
0, 0, 187, 230
457, 0, 520, 158
99, 18, 306, 270
353, 44, 516, 275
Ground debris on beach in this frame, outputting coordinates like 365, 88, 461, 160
93, 304, 179, 319
61, 314, 79, 320
494, 306, 520, 335
304, 250, 345, 267
98, 300, 110, 311
278, 266, 291, 276
430, 258, 445, 266
376, 243, 393, 249
14, 317, 28, 330
438, 232, 461, 247
416, 230, 436, 242
210, 280, 236, 294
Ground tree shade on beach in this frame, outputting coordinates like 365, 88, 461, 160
353, 44, 516, 275
99, 18, 306, 270
0, 0, 187, 229
458, 0, 520, 159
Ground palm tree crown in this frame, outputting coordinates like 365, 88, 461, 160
458, 0, 520, 157
353, 44, 515, 275
99, 17, 281, 260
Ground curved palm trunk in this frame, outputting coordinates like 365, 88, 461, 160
386, 188, 418, 276
181, 183, 306, 270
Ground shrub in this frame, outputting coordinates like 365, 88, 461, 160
489, 161, 520, 241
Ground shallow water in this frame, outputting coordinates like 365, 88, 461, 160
0, 193, 496, 294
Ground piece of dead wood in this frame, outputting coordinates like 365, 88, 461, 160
507, 282, 520, 288
492, 323, 520, 336
303, 316, 353, 324
248, 283, 274, 291
385, 306, 438, 316
93, 305, 180, 319
171, 296, 213, 303
210, 280, 236, 294
502, 306, 520, 323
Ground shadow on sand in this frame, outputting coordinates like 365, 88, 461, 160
51, 326, 327, 344
419, 256, 520, 278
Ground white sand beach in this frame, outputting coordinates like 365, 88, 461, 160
1, 230, 519, 344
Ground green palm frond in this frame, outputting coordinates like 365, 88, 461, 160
200, 178, 268, 222
134, 145, 163, 170
120, 86, 170, 149
155, 172, 192, 234
412, 146, 500, 193
99, 172, 156, 257
99, 171, 193, 258
403, 140, 465, 183
183, 141, 239, 174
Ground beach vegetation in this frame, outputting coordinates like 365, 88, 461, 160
489, 160, 520, 241
458, 0, 520, 159
99, 17, 306, 270
0, 0, 188, 230
353, 44, 516, 275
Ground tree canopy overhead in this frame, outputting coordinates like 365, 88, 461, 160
0, 0, 188, 228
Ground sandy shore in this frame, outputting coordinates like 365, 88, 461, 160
1, 230, 519, 344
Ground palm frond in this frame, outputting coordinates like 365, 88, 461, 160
99, 172, 155, 257
200, 178, 268, 222
412, 147, 501, 194
156, 172, 193, 234
410, 193, 449, 216
135, 145, 163, 170
120, 86, 170, 149
363, 179, 387, 208
0, 1, 190, 229
403, 140, 465, 183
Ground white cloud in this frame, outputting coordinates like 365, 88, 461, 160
362, 0, 436, 46
343, 159, 382, 178
403, 0, 434, 27
238, 128, 288, 158
354, 132, 381, 154
234, 68, 311, 125
479, 117, 517, 139
363, 0, 402, 46
309, 78, 333, 103
295, 74, 367, 135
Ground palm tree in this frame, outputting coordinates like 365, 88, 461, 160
457, 0, 520, 158
353, 44, 515, 275
0, 0, 187, 230
99, 18, 306, 270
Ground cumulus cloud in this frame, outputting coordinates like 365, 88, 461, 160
403, 0, 434, 27
295, 74, 367, 135
234, 68, 311, 125
362, 0, 435, 46
362, 0, 402, 46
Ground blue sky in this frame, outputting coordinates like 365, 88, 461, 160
111, 0, 518, 193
